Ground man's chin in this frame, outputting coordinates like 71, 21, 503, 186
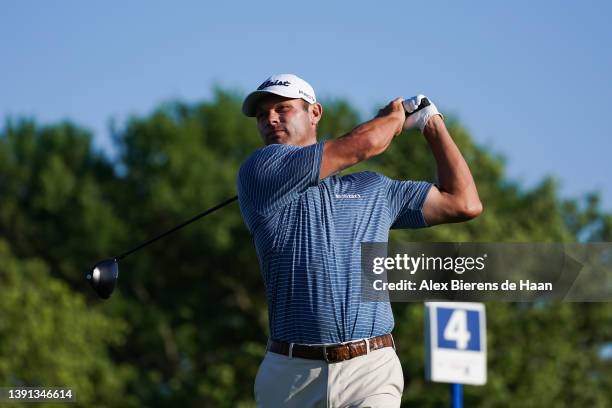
266, 135, 287, 145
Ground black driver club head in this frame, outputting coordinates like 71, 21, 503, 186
86, 258, 119, 299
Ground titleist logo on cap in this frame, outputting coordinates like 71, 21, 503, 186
257, 80, 291, 90
242, 74, 316, 116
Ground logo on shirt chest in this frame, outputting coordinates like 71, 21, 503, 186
335, 193, 363, 199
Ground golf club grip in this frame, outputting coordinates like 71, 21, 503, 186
116, 195, 238, 260
405, 97, 430, 117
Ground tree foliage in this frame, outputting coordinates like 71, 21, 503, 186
0, 239, 137, 407
0, 89, 610, 407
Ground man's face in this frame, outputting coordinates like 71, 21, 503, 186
255, 95, 317, 146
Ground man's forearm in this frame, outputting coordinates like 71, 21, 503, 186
344, 114, 402, 158
423, 116, 482, 215
320, 99, 404, 179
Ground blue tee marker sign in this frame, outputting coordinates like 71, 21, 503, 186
425, 302, 487, 385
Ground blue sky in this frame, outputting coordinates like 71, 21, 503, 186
2, 1, 611, 210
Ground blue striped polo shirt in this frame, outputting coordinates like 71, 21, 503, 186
237, 141, 432, 344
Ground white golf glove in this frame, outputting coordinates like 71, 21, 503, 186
402, 95, 443, 132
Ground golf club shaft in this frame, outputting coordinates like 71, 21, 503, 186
115, 195, 238, 260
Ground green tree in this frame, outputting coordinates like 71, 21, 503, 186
0, 119, 126, 285
0, 239, 137, 407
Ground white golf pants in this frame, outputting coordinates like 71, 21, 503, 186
254, 346, 404, 407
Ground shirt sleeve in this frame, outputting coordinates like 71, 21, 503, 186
237, 142, 324, 216
378, 174, 433, 229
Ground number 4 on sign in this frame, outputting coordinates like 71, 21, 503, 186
443, 310, 471, 350
424, 302, 486, 386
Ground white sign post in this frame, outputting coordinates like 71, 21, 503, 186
425, 302, 487, 406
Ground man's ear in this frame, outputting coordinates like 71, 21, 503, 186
310, 102, 323, 126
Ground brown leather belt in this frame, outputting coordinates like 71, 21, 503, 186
267, 334, 395, 363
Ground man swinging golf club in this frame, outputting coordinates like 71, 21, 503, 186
238, 73, 482, 407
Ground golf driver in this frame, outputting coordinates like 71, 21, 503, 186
86, 195, 238, 299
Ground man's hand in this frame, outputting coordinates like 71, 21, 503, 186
402, 94, 443, 132
376, 97, 407, 136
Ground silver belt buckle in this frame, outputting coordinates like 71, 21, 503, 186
288, 343, 294, 359
323, 344, 331, 363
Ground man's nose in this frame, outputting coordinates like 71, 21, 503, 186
264, 109, 280, 125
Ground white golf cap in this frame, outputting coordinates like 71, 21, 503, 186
242, 73, 317, 117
